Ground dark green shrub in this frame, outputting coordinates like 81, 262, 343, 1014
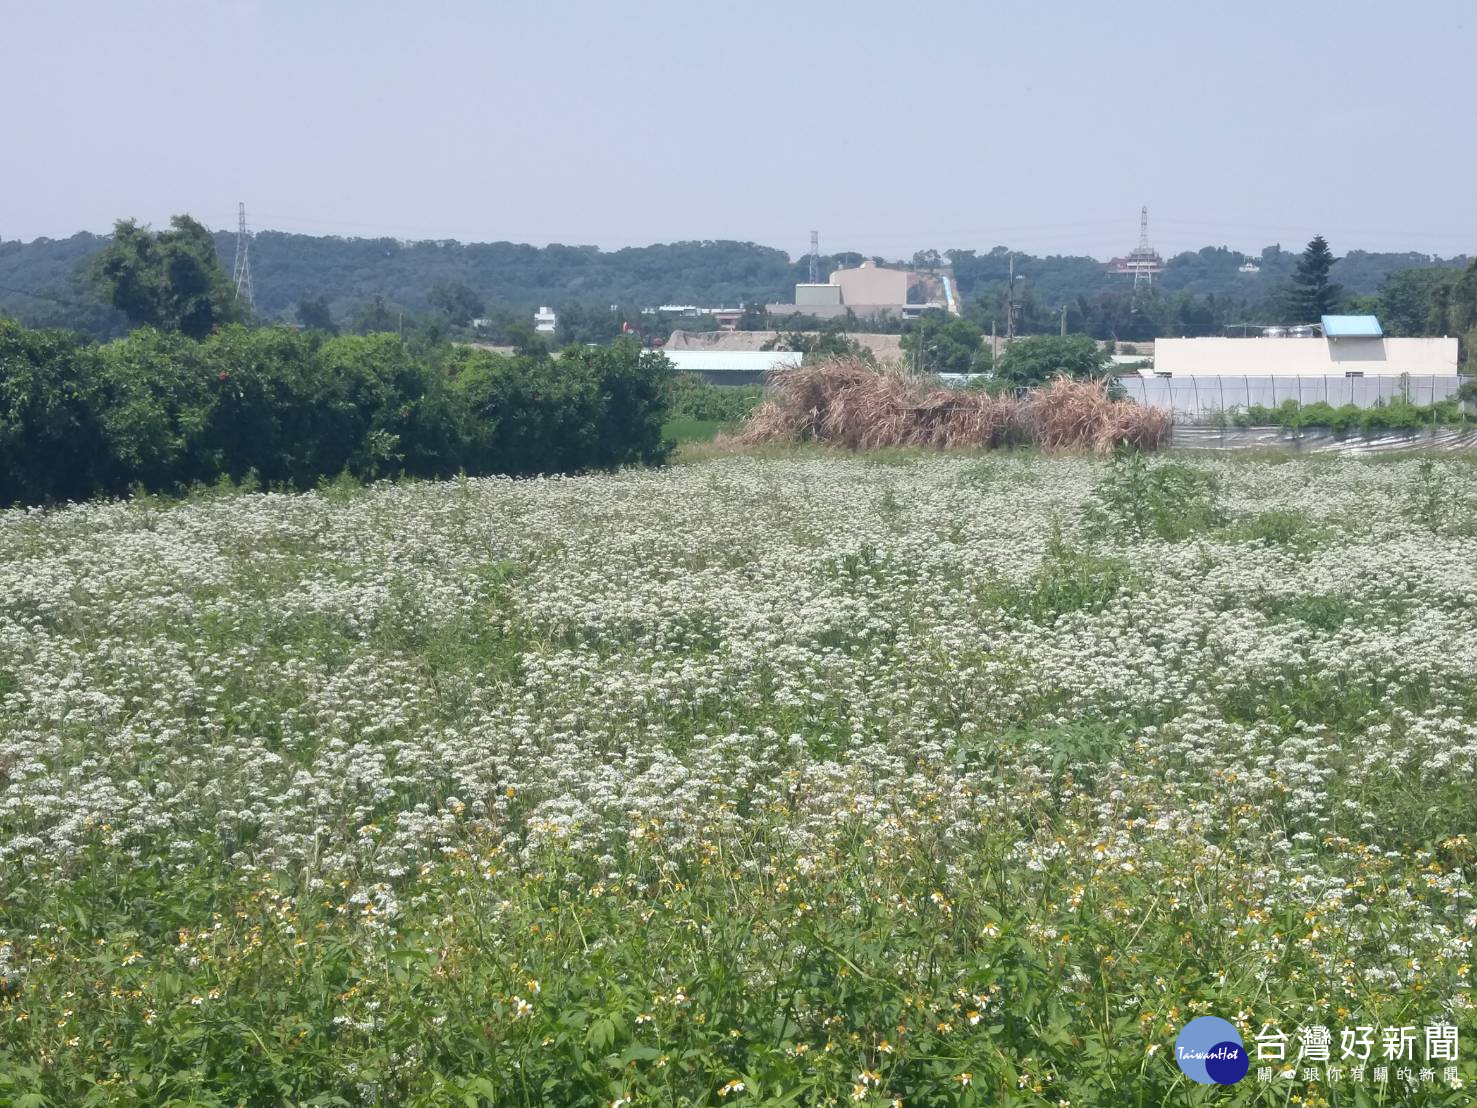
0, 322, 675, 507
1228, 396, 1468, 432
93, 327, 217, 491
451, 340, 673, 477
0, 321, 110, 504
1362, 399, 1424, 432
198, 325, 318, 484
668, 373, 762, 423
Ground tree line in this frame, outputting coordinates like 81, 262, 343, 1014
0, 319, 674, 508
2, 221, 1470, 346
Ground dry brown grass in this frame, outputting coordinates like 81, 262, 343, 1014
733, 359, 1169, 453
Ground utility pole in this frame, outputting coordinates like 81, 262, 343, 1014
1060, 304, 1068, 336
1005, 254, 1017, 341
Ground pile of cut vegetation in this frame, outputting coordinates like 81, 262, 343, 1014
735, 358, 1170, 452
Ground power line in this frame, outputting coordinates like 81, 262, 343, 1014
0, 282, 100, 310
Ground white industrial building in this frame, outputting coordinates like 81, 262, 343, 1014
533, 306, 557, 334
1151, 316, 1458, 378
1119, 316, 1465, 418
663, 349, 803, 385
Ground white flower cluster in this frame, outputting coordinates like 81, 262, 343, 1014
1, 456, 1474, 995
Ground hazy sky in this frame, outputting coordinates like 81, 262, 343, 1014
5, 0, 1472, 260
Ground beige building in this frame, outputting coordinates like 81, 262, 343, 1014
767, 260, 924, 320
828, 260, 910, 306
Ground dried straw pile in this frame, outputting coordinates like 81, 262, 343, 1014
735, 359, 1169, 453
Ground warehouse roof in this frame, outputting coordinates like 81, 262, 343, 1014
1321, 314, 1384, 338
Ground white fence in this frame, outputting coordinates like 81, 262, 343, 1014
1118, 374, 1464, 419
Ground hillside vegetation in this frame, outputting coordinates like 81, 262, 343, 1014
3, 229, 1469, 340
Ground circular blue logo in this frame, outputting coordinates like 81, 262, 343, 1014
1175, 1017, 1248, 1085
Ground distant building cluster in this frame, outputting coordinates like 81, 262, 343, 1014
767, 260, 945, 320
640, 304, 745, 329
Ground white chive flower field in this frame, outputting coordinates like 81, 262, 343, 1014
1, 453, 1474, 1105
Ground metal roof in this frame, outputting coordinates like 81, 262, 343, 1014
1321, 314, 1383, 338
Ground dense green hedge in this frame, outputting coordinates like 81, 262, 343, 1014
0, 321, 674, 507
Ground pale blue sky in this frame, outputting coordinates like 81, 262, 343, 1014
4, 0, 1472, 260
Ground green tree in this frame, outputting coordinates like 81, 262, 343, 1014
427, 280, 485, 327
350, 295, 398, 335
90, 216, 247, 339
761, 330, 876, 365
295, 294, 338, 334
994, 334, 1109, 387
1283, 235, 1344, 323
900, 314, 988, 375
0, 321, 110, 503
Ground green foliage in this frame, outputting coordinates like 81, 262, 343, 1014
0, 322, 111, 505
976, 526, 1140, 622
762, 329, 877, 365
1224, 508, 1325, 550
899, 313, 987, 375
1234, 396, 1471, 432
294, 293, 337, 333
667, 373, 762, 423
450, 340, 673, 477
993, 334, 1108, 387
1375, 267, 1457, 336
0, 322, 675, 506
1281, 234, 1345, 323
90, 216, 247, 339
427, 279, 485, 327
1405, 458, 1452, 532
1083, 449, 1223, 541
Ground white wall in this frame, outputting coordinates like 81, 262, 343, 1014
1154, 336, 1459, 377
663, 350, 803, 373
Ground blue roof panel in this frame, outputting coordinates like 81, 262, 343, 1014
1322, 314, 1383, 338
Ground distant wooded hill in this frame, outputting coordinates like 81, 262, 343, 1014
0, 228, 1468, 334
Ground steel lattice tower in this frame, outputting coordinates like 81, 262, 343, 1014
232, 202, 256, 310
1134, 206, 1154, 291
809, 230, 820, 284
